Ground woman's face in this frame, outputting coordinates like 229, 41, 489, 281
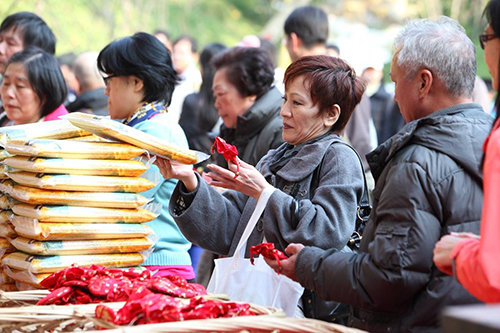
281, 75, 336, 146
484, 24, 500, 91
0, 62, 42, 125
213, 68, 256, 129
104, 75, 144, 120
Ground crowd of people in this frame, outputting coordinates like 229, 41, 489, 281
0, 3, 499, 332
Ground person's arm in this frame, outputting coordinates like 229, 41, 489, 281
260, 144, 363, 251
450, 133, 500, 303
294, 160, 443, 312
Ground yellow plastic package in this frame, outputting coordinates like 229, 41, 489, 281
0, 165, 9, 179
0, 210, 12, 223
0, 149, 11, 161
10, 236, 155, 255
0, 194, 15, 210
7, 172, 156, 192
4, 156, 148, 177
0, 238, 15, 254
9, 185, 150, 208
11, 215, 154, 240
66, 134, 112, 142
0, 223, 16, 238
0, 119, 91, 146
5, 139, 146, 160
0, 268, 15, 284
0, 179, 13, 194
65, 112, 201, 164
12, 203, 159, 223
3, 266, 49, 288
2, 251, 146, 273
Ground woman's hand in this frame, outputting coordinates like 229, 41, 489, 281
433, 234, 475, 275
263, 243, 305, 282
206, 158, 269, 199
154, 157, 198, 192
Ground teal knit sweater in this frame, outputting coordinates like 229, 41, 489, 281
135, 113, 192, 266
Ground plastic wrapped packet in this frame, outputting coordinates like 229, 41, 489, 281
0, 267, 15, 284
0, 165, 9, 179
2, 252, 147, 273
0, 237, 15, 253
0, 149, 12, 161
64, 112, 206, 164
66, 134, 113, 142
0, 180, 13, 194
0, 222, 16, 238
12, 203, 160, 223
0, 210, 12, 223
9, 185, 151, 208
3, 265, 50, 288
7, 172, 156, 192
0, 119, 91, 147
0, 194, 15, 210
4, 138, 146, 160
10, 236, 155, 256
4, 156, 148, 176
11, 215, 154, 240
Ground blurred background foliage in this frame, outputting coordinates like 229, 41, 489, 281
0, 0, 491, 78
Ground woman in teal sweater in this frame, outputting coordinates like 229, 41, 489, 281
97, 32, 193, 280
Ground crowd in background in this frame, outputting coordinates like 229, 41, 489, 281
0, 3, 500, 332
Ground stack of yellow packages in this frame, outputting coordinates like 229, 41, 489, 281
0, 121, 159, 290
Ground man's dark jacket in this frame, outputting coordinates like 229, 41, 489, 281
295, 103, 493, 332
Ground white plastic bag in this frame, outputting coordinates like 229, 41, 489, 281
206, 186, 304, 317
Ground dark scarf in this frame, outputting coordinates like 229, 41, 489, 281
269, 132, 331, 174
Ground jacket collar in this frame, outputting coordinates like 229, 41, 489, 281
367, 103, 484, 180
220, 86, 282, 142
260, 134, 344, 182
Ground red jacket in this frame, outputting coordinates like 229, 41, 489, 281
451, 122, 500, 303
43, 104, 68, 121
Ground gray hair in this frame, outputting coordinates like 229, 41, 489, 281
72, 51, 103, 91
394, 16, 476, 98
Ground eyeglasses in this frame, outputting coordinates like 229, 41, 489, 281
102, 74, 119, 86
479, 34, 498, 50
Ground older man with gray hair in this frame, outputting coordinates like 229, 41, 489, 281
67, 51, 108, 116
265, 17, 492, 332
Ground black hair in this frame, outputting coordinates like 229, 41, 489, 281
484, 0, 500, 129
97, 32, 179, 106
196, 43, 227, 129
212, 47, 275, 99
5, 48, 67, 118
284, 6, 329, 49
154, 29, 170, 40
0, 12, 56, 54
173, 35, 198, 53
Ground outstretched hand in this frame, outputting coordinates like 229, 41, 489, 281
154, 157, 198, 192
263, 243, 305, 282
206, 158, 269, 199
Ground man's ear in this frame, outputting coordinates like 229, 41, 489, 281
132, 76, 144, 94
325, 104, 341, 128
418, 69, 433, 99
290, 32, 301, 52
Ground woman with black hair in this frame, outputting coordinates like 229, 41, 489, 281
212, 47, 284, 167
433, 0, 500, 303
0, 48, 68, 126
97, 32, 194, 280
179, 43, 226, 165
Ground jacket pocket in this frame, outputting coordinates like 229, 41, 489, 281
369, 223, 411, 270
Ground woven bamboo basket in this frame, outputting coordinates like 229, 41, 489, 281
0, 290, 364, 332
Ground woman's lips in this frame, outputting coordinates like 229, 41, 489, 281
283, 123, 293, 129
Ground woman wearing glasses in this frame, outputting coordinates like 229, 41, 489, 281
0, 48, 68, 126
97, 32, 194, 280
433, 0, 500, 303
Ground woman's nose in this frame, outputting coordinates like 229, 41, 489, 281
104, 84, 110, 96
280, 103, 290, 117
